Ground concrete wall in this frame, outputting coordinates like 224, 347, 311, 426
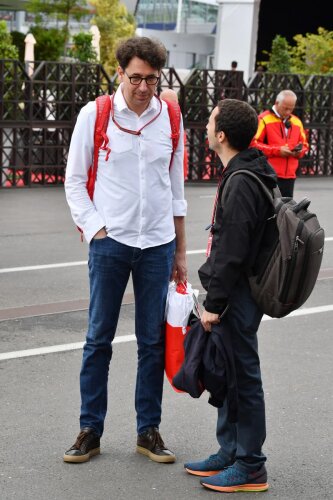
214, 0, 261, 81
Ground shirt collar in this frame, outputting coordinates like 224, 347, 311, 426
114, 84, 159, 115
272, 105, 282, 119
272, 105, 290, 123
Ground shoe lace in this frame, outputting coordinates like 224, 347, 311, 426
72, 430, 89, 450
207, 454, 226, 468
223, 465, 247, 482
152, 429, 165, 450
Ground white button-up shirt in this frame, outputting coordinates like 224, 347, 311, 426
65, 85, 187, 247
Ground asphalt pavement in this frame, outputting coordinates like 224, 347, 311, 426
0, 178, 332, 500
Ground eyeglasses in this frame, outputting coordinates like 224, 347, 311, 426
124, 71, 160, 86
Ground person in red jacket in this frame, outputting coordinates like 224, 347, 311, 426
251, 89, 309, 197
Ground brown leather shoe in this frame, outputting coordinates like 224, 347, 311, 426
136, 427, 176, 463
63, 427, 100, 463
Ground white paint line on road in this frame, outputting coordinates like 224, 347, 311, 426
262, 303, 333, 320
0, 250, 206, 274
0, 239, 332, 274
186, 249, 206, 255
0, 334, 136, 361
0, 261, 87, 273
1, 304, 333, 362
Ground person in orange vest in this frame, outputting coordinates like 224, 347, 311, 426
251, 90, 309, 197
160, 88, 188, 180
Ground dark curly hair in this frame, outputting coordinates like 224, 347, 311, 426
215, 99, 258, 151
116, 36, 167, 71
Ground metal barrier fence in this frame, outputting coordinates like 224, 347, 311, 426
1, 60, 332, 187
0, 60, 112, 187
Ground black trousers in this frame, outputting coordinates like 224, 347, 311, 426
277, 177, 295, 197
216, 275, 266, 472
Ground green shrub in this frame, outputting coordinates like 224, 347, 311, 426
267, 35, 291, 73
0, 20, 19, 59
70, 32, 97, 62
30, 26, 66, 61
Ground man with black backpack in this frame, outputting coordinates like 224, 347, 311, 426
184, 99, 277, 493
64, 37, 187, 464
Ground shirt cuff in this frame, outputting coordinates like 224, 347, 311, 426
172, 199, 187, 216
84, 212, 106, 243
203, 297, 228, 316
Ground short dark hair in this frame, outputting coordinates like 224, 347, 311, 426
116, 36, 167, 71
215, 99, 258, 150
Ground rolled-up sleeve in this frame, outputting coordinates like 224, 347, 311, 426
169, 116, 187, 216
172, 199, 187, 215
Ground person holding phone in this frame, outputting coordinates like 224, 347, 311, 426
251, 90, 309, 197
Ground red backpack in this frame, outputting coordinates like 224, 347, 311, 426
86, 93, 182, 200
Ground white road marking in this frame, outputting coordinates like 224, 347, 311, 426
0, 261, 88, 274
0, 334, 135, 361
0, 239, 332, 274
0, 251, 205, 274
1, 304, 333, 362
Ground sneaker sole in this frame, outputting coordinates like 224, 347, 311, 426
136, 445, 176, 463
185, 467, 222, 477
201, 481, 269, 493
63, 447, 101, 463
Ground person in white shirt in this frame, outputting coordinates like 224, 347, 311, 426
63, 36, 187, 465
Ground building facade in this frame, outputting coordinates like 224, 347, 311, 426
1, 0, 261, 80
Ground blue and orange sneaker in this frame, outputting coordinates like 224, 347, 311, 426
200, 464, 269, 492
184, 453, 234, 477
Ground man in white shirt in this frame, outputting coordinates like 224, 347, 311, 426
63, 37, 187, 464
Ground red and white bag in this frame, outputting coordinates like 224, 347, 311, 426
164, 281, 199, 392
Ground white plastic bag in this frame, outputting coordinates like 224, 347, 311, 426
165, 281, 196, 333
164, 281, 199, 391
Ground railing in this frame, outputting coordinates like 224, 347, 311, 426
1, 60, 332, 187
0, 60, 113, 187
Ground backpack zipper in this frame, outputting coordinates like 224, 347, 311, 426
279, 222, 304, 303
293, 227, 324, 303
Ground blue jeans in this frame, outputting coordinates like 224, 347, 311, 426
80, 237, 175, 436
216, 276, 267, 472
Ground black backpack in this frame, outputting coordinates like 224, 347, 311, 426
222, 170, 325, 318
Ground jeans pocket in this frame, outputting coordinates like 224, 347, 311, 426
93, 236, 109, 243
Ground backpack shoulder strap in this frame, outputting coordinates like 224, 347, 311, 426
86, 94, 111, 200
95, 94, 111, 149
221, 169, 280, 208
162, 98, 181, 169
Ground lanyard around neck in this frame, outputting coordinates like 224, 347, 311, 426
110, 93, 162, 136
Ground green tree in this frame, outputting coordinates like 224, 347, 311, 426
71, 32, 97, 62
90, 0, 136, 75
26, 0, 90, 49
0, 20, 19, 59
290, 27, 333, 75
266, 35, 292, 73
30, 26, 66, 61
0, 21, 19, 109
